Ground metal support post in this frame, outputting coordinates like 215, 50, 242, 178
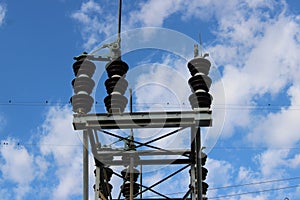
195, 127, 203, 200
95, 166, 100, 200
130, 157, 134, 200
83, 130, 89, 200
190, 126, 196, 200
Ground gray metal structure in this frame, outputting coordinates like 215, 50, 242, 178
73, 109, 212, 200
71, 1, 212, 200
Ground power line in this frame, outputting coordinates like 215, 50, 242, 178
1, 100, 300, 110
138, 176, 300, 198
209, 184, 300, 199
210, 146, 300, 150
210, 176, 300, 190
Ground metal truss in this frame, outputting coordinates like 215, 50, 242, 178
73, 110, 211, 200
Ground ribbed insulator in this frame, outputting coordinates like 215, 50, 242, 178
121, 181, 140, 199
121, 168, 140, 182
188, 74, 212, 93
202, 182, 209, 195
105, 77, 128, 95
71, 53, 96, 114
93, 183, 113, 198
70, 94, 94, 113
202, 167, 208, 180
106, 60, 129, 78
189, 92, 212, 109
187, 57, 211, 76
72, 77, 95, 95
104, 94, 128, 113
73, 57, 96, 77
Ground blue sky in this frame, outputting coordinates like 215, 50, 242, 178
1, 0, 300, 199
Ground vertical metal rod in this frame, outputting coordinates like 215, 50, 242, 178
140, 165, 143, 200
130, 157, 134, 200
118, 0, 122, 43
130, 88, 133, 114
190, 126, 196, 200
196, 127, 203, 200
95, 166, 100, 200
83, 130, 89, 200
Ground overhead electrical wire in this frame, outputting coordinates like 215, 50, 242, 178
210, 176, 300, 190
142, 177, 300, 198
0, 100, 299, 111
209, 184, 300, 199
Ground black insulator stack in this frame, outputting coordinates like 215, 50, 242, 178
187, 57, 213, 109
71, 53, 96, 114
104, 59, 129, 113
120, 168, 140, 199
94, 157, 114, 199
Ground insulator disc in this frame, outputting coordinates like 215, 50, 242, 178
72, 77, 95, 94
187, 57, 211, 76
105, 77, 128, 95
70, 93, 94, 114
106, 60, 129, 78
201, 154, 207, 166
73, 59, 96, 77
102, 167, 114, 181
202, 167, 208, 180
121, 182, 140, 198
121, 168, 140, 182
104, 94, 128, 113
189, 92, 212, 108
94, 183, 113, 198
188, 74, 212, 92
202, 182, 209, 195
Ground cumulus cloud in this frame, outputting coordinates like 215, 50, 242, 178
71, 0, 117, 50
39, 105, 83, 200
0, 139, 35, 200
0, 105, 86, 200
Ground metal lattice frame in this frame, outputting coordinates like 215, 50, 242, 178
74, 110, 211, 200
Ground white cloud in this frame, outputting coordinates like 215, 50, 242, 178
128, 0, 183, 27
71, 0, 117, 50
206, 158, 234, 197
0, 3, 6, 27
256, 149, 289, 177
39, 105, 83, 200
0, 139, 35, 200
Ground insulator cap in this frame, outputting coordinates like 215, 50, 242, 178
202, 167, 208, 180
121, 168, 140, 182
188, 74, 212, 93
104, 94, 128, 113
93, 183, 113, 198
121, 182, 140, 198
202, 182, 209, 195
73, 59, 96, 77
72, 77, 95, 95
187, 57, 211, 76
189, 92, 212, 108
105, 77, 128, 95
201, 153, 207, 165
70, 94, 94, 113
106, 60, 129, 78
